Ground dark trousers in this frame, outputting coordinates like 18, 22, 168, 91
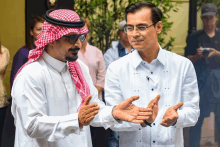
90, 126, 110, 147
189, 103, 220, 147
0, 106, 7, 147
1, 99, 15, 147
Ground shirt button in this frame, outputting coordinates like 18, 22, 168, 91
151, 89, 154, 91
153, 141, 155, 143
153, 123, 155, 125
70, 129, 74, 133
151, 72, 153, 74
146, 76, 149, 81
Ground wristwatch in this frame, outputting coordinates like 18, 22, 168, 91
141, 120, 152, 127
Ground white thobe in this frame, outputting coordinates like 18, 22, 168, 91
11, 51, 119, 147
105, 46, 200, 147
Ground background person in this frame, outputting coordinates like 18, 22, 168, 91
78, 18, 106, 101
184, 3, 220, 147
104, 20, 133, 69
10, 15, 44, 88
1, 15, 44, 147
78, 18, 109, 147
0, 45, 10, 147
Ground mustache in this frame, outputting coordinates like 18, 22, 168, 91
68, 47, 80, 52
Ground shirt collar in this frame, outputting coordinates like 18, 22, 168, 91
132, 44, 166, 69
157, 44, 166, 66
118, 42, 125, 51
118, 42, 135, 52
42, 51, 67, 73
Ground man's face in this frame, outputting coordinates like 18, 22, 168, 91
202, 15, 218, 28
52, 32, 82, 62
126, 8, 161, 51
118, 30, 129, 42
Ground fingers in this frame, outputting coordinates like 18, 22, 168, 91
160, 122, 170, 127
147, 94, 160, 109
155, 94, 160, 104
147, 99, 155, 109
82, 110, 99, 126
197, 48, 203, 55
172, 102, 183, 110
84, 103, 99, 110
83, 95, 92, 105
126, 96, 140, 103
139, 107, 152, 112
138, 111, 152, 116
161, 115, 178, 127
132, 120, 144, 124
85, 115, 95, 125
85, 106, 100, 115
86, 110, 99, 118
136, 115, 152, 120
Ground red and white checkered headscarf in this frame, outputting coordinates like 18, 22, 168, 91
14, 9, 90, 112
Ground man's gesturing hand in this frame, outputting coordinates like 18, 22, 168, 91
78, 95, 100, 127
112, 96, 153, 123
160, 102, 183, 127
143, 94, 160, 125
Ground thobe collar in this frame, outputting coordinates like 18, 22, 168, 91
132, 44, 166, 69
42, 51, 67, 73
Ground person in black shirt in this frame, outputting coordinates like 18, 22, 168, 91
185, 3, 220, 147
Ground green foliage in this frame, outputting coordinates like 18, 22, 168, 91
74, 0, 182, 52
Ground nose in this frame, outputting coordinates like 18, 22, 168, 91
74, 38, 82, 48
133, 29, 140, 38
133, 27, 140, 34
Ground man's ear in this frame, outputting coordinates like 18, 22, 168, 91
87, 32, 90, 39
155, 21, 163, 35
117, 30, 120, 36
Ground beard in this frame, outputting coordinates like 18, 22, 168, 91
65, 47, 80, 62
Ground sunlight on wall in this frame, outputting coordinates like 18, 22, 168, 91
0, 0, 25, 97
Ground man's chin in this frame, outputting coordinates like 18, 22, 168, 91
133, 46, 144, 50
66, 55, 78, 62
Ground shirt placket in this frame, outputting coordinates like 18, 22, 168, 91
149, 62, 158, 147
133, 67, 142, 147
61, 67, 76, 114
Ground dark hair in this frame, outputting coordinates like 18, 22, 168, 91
125, 1, 163, 25
26, 15, 44, 50
82, 18, 90, 31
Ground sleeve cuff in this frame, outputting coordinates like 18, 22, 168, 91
54, 113, 81, 141
174, 109, 185, 128
102, 106, 122, 129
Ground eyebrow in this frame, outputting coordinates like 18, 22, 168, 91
126, 23, 150, 26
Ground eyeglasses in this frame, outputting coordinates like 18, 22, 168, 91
124, 24, 154, 34
63, 33, 87, 44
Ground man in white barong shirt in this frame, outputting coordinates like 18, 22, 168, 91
11, 9, 158, 147
105, 2, 200, 147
